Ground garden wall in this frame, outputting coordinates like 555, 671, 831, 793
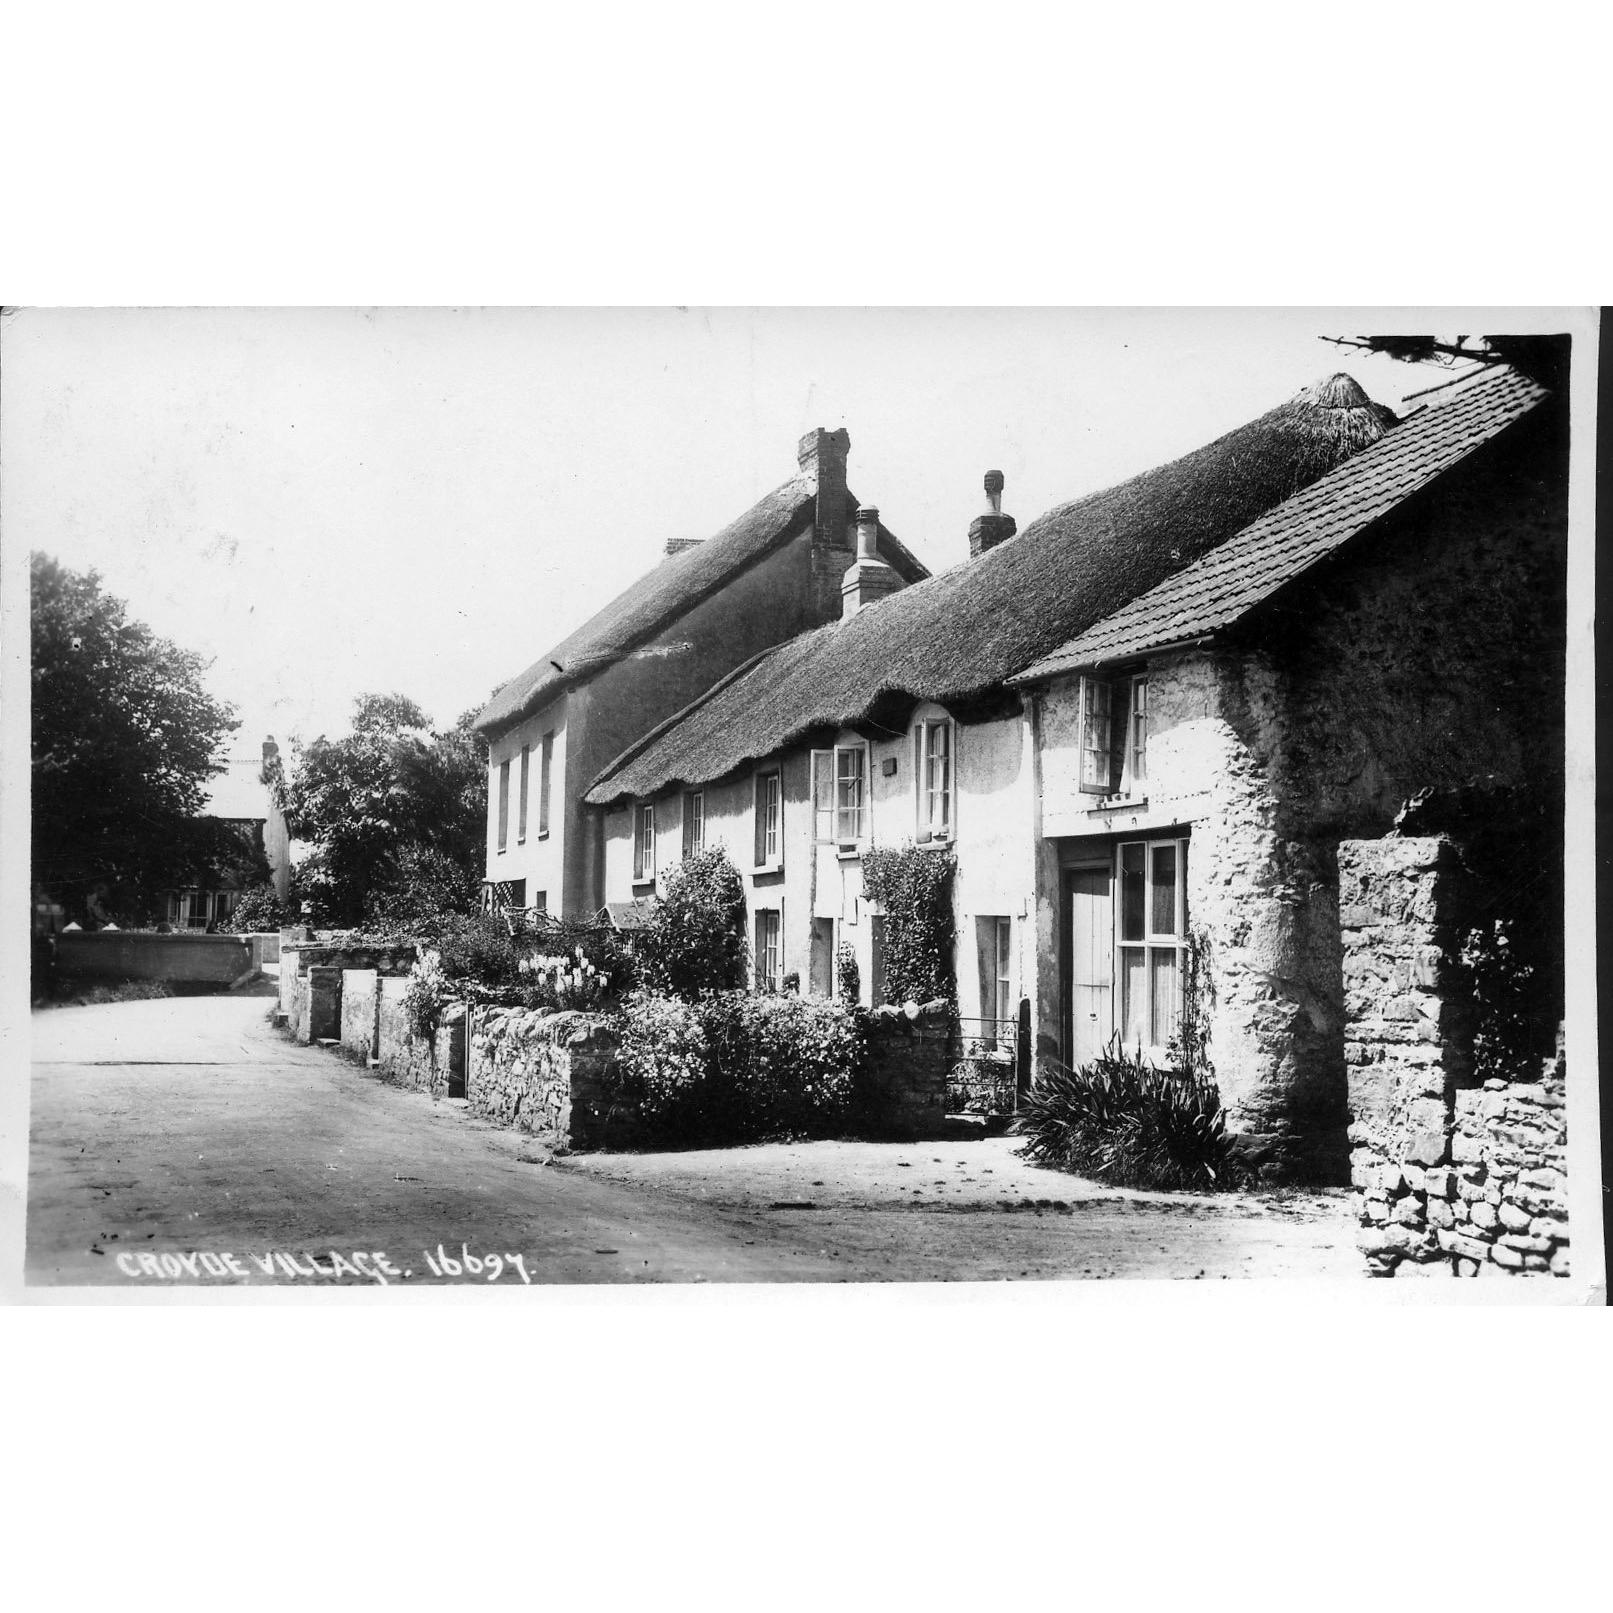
1342, 836, 1569, 1278
859, 1003, 953, 1139
467, 1007, 630, 1149
57, 930, 254, 986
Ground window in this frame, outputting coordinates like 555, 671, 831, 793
533, 890, 546, 914
1124, 675, 1147, 794
1116, 837, 1186, 1050
633, 803, 656, 883
994, 917, 1013, 1026
517, 744, 530, 843
811, 751, 835, 843
916, 720, 953, 842
753, 772, 781, 868
1078, 674, 1147, 798
835, 744, 867, 847
754, 909, 781, 993
683, 790, 705, 858
497, 758, 511, 851
538, 731, 554, 836
187, 890, 209, 927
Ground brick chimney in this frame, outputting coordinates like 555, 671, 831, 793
801, 426, 853, 621
969, 469, 1016, 558
841, 506, 901, 618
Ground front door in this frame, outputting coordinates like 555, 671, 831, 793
1065, 864, 1113, 1068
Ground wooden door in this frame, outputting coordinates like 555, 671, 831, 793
1066, 864, 1113, 1068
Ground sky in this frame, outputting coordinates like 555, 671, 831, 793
2, 307, 1547, 758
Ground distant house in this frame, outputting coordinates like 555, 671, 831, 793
583, 374, 1398, 1040
163, 737, 291, 929
470, 428, 926, 919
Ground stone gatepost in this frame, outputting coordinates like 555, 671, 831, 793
1339, 835, 1474, 1275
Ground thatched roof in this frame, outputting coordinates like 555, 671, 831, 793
472, 469, 926, 738
585, 374, 1397, 806
1013, 365, 1548, 681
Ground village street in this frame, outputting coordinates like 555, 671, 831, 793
26, 994, 1362, 1287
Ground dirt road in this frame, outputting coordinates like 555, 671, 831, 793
24, 994, 1362, 1287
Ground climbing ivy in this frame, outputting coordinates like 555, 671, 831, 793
860, 842, 957, 1009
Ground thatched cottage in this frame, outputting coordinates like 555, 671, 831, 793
471, 428, 926, 919
582, 373, 1401, 1039
1011, 356, 1566, 1177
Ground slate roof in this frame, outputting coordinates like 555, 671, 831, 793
585, 374, 1397, 807
1011, 364, 1550, 682
472, 470, 925, 737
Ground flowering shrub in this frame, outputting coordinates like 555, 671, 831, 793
402, 951, 451, 1040
615, 990, 712, 1129
612, 989, 864, 1144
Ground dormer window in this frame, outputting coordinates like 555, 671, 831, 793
915, 719, 952, 842
1077, 673, 1148, 798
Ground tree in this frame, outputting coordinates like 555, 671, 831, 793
31, 553, 242, 924
281, 694, 487, 926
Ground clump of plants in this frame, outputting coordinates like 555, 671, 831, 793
1459, 918, 1552, 1083
1014, 1040, 1241, 1191
224, 883, 287, 934
860, 842, 956, 1007
613, 988, 864, 1145
638, 847, 748, 998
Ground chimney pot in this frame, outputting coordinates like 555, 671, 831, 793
855, 506, 880, 561
968, 470, 1016, 559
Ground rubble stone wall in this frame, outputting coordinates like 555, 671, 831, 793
467, 1007, 630, 1149
1342, 835, 1569, 1277
858, 1004, 954, 1139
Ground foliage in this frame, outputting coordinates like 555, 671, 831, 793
31, 553, 243, 924
947, 1044, 1017, 1116
613, 989, 864, 1145
1014, 1041, 1242, 1191
39, 979, 175, 1010
1460, 919, 1549, 1083
639, 847, 748, 999
363, 846, 482, 932
1164, 926, 1214, 1080
403, 951, 451, 1040
860, 842, 957, 1008
835, 940, 861, 1005
615, 991, 711, 1127
281, 694, 486, 927
225, 883, 287, 935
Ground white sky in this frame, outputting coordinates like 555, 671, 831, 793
3, 307, 1526, 753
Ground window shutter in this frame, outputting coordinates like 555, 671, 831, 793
754, 776, 767, 868
1078, 677, 1116, 794
683, 796, 694, 859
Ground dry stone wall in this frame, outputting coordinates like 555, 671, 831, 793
1342, 835, 1569, 1278
859, 1004, 953, 1138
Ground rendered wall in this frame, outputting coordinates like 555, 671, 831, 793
56, 931, 253, 986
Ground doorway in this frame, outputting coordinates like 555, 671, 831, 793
1063, 863, 1113, 1068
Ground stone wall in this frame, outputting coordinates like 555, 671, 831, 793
858, 1003, 954, 1139
1342, 835, 1569, 1278
467, 1007, 632, 1149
